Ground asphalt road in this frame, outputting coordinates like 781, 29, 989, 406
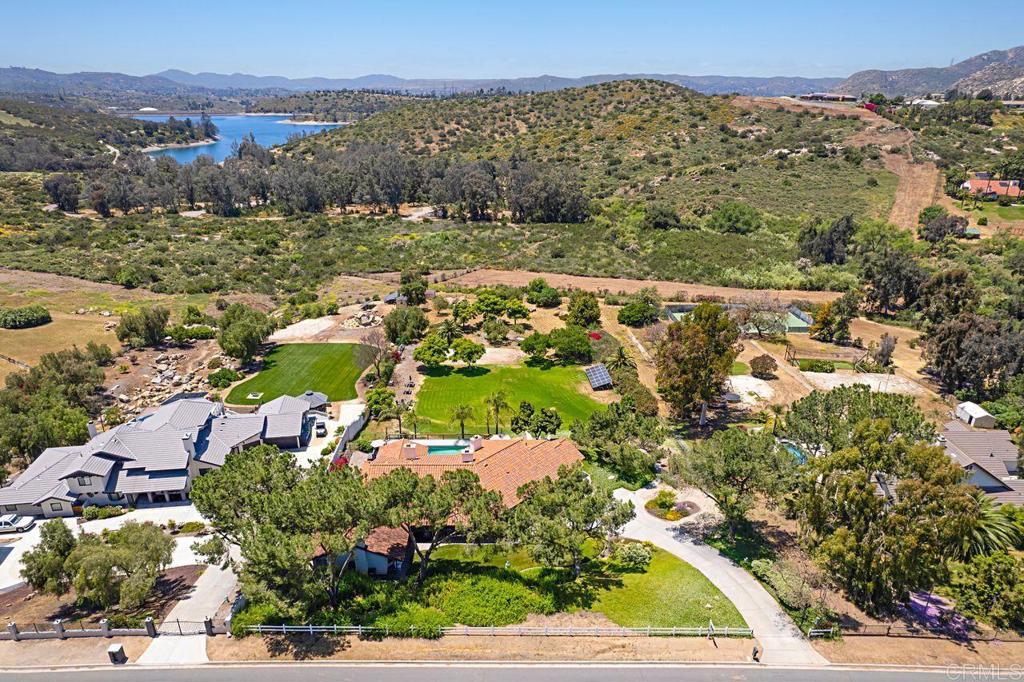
0, 664, 1019, 681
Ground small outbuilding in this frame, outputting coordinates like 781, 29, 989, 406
955, 401, 997, 429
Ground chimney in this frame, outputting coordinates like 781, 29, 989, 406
181, 433, 195, 457
402, 441, 419, 460
469, 435, 483, 453
461, 448, 474, 463
87, 421, 98, 438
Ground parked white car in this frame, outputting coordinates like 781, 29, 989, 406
0, 514, 35, 534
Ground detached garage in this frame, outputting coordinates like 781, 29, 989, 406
955, 402, 997, 429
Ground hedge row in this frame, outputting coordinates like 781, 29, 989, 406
0, 304, 51, 329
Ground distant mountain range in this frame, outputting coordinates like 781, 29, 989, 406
4, 45, 1023, 103
836, 45, 1024, 97
152, 69, 843, 96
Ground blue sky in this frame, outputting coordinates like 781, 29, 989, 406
3, 0, 1020, 79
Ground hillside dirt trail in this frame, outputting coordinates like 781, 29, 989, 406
735, 97, 941, 230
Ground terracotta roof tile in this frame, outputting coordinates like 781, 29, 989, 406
362, 438, 583, 506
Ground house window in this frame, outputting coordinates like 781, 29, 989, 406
49, 502, 62, 512
109, 493, 123, 501
3, 505, 16, 512
76, 476, 91, 486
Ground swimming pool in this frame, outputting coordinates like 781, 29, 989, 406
781, 441, 807, 464
427, 445, 468, 455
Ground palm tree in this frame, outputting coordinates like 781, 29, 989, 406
386, 400, 412, 438
768, 404, 785, 436
950, 492, 1021, 560
437, 319, 461, 346
408, 407, 421, 439
485, 390, 510, 434
604, 346, 636, 373
449, 403, 475, 440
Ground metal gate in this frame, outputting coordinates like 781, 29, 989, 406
157, 619, 206, 636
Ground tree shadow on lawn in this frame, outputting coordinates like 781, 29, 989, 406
421, 365, 491, 379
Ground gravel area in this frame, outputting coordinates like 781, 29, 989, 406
802, 372, 926, 395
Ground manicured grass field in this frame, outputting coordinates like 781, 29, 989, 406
414, 363, 602, 433
431, 544, 746, 628
226, 343, 369, 405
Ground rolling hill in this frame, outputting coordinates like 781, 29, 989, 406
293, 79, 895, 221
836, 45, 1024, 97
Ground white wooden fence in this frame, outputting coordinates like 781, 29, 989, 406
249, 622, 754, 638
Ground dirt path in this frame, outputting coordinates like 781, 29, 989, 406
883, 152, 942, 229
841, 115, 941, 230
448, 269, 841, 305
599, 304, 669, 416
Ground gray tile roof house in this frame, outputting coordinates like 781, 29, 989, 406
0, 394, 317, 518
941, 423, 1024, 506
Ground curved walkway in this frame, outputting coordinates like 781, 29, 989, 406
614, 486, 827, 666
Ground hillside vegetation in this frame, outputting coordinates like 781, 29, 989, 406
0, 99, 212, 171
293, 80, 896, 221
247, 90, 421, 121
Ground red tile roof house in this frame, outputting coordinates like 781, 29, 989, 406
962, 173, 1023, 199
342, 436, 585, 579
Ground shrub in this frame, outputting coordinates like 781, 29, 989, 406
82, 505, 127, 521
613, 541, 653, 570
352, 436, 374, 453
644, 490, 684, 520
230, 602, 285, 638
482, 318, 511, 345
424, 575, 554, 627
176, 521, 206, 535
373, 604, 451, 638
799, 359, 835, 373
548, 325, 592, 363
208, 367, 242, 389
0, 304, 51, 329
750, 354, 778, 379
617, 301, 659, 327
566, 290, 600, 328
977, 216, 988, 226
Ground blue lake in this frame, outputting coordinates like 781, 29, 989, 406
136, 115, 344, 163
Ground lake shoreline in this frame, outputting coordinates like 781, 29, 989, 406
277, 119, 348, 126
140, 137, 218, 153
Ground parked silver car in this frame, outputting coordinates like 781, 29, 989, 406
0, 514, 35, 533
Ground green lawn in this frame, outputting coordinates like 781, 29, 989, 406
590, 547, 746, 627
796, 358, 855, 371
414, 363, 602, 434
956, 200, 1024, 222
583, 460, 645, 494
431, 543, 746, 628
226, 343, 369, 405
729, 361, 750, 375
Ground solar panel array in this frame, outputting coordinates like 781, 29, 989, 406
584, 363, 613, 389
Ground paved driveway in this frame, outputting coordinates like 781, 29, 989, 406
0, 503, 205, 590
614, 486, 827, 666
